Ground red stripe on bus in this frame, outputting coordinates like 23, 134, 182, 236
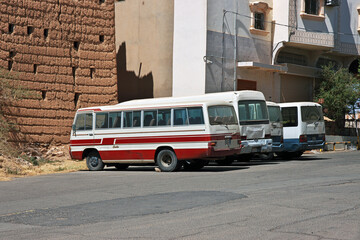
70, 139, 102, 145
70, 134, 240, 146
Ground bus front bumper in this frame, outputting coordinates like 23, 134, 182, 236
240, 139, 272, 154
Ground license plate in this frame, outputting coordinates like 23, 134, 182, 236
225, 138, 231, 146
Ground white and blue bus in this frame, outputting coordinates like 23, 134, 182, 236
278, 102, 325, 158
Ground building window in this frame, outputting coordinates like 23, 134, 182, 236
90, 68, 95, 79
99, 35, 104, 43
8, 24, 14, 34
254, 12, 265, 30
27, 26, 34, 35
305, 0, 318, 15
44, 29, 49, 39
33, 64, 38, 74
301, 0, 325, 21
276, 52, 308, 66
74, 41, 79, 51
249, 2, 271, 36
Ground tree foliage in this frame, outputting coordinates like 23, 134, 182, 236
315, 64, 360, 127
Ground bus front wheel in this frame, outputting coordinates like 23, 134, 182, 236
86, 151, 104, 171
156, 149, 182, 172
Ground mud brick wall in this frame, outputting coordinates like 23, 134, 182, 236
0, 0, 118, 144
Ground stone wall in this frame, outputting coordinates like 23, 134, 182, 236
0, 0, 118, 144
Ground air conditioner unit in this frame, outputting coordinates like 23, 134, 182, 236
325, 0, 340, 6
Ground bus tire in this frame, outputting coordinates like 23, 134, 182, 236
86, 151, 104, 171
156, 149, 182, 172
183, 160, 208, 171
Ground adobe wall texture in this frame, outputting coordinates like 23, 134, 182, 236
0, 0, 118, 144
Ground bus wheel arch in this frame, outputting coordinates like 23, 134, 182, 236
82, 148, 98, 160
155, 147, 183, 172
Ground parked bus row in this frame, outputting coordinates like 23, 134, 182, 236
69, 91, 325, 172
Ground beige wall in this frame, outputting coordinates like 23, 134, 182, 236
280, 75, 313, 102
115, 0, 174, 101
237, 69, 278, 102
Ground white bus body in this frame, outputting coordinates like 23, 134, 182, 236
70, 98, 242, 172
266, 101, 283, 153
278, 102, 325, 158
123, 91, 272, 158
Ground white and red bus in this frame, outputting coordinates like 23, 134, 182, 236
69, 98, 242, 172
122, 91, 272, 162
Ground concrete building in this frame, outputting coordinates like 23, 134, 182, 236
115, 0, 360, 103
0, 0, 118, 143
272, 0, 360, 102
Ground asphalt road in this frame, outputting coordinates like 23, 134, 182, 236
0, 151, 359, 240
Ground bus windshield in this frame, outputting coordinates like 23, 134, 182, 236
238, 100, 269, 124
208, 105, 237, 125
301, 106, 323, 122
268, 106, 282, 123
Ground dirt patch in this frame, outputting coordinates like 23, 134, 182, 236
0, 145, 87, 181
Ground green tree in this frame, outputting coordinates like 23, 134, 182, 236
315, 64, 360, 130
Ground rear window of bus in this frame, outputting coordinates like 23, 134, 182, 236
301, 106, 323, 122
208, 105, 237, 125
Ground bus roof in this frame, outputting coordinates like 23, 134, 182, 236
76, 90, 266, 112
266, 101, 280, 107
118, 90, 265, 107
278, 102, 322, 107
76, 99, 235, 112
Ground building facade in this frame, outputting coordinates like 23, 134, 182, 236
272, 0, 360, 102
116, 0, 360, 103
0, 0, 118, 143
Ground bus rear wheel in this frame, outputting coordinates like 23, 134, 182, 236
86, 151, 104, 171
156, 149, 182, 172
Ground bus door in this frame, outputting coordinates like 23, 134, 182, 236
300, 106, 325, 144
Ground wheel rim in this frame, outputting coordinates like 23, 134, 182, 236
89, 156, 99, 167
160, 153, 173, 167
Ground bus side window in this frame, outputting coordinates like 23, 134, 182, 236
123, 112, 133, 128
133, 111, 141, 127
109, 112, 121, 128
174, 109, 188, 126
158, 109, 171, 126
188, 107, 204, 124
281, 107, 298, 127
144, 110, 157, 127
96, 112, 108, 129
85, 113, 93, 130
